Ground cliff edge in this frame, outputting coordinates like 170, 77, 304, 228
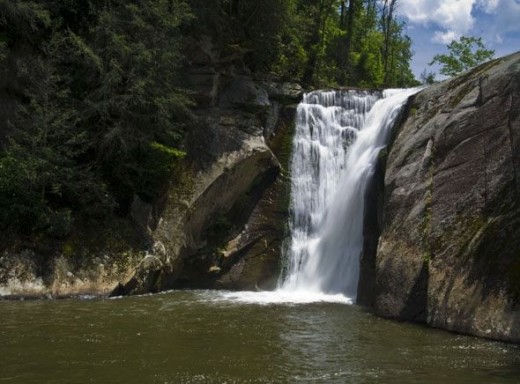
359, 52, 520, 342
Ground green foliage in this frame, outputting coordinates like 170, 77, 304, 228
271, 1, 308, 80
382, 26, 418, 86
0, 0, 51, 45
130, 142, 186, 203
293, 0, 417, 87
0, 0, 192, 237
353, 30, 385, 87
0, 0, 420, 240
429, 36, 495, 77
0, 153, 48, 232
238, 1, 297, 72
420, 69, 437, 85
188, 0, 418, 87
0, 34, 114, 234
75, 0, 193, 205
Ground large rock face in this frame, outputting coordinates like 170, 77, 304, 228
359, 52, 520, 342
111, 37, 300, 296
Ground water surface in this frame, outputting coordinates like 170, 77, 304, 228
1, 290, 519, 383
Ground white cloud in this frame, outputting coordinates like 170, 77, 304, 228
473, 0, 520, 43
398, 0, 475, 43
432, 30, 459, 44
399, 0, 520, 78
397, 0, 520, 45
433, 0, 475, 32
476, 0, 500, 13
397, 0, 438, 24
496, 0, 520, 33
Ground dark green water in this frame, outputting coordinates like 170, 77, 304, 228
1, 290, 519, 384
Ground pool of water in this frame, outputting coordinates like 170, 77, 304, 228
1, 290, 519, 383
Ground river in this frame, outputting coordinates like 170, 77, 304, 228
1, 290, 519, 383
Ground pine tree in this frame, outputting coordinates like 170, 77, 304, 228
0, 33, 113, 235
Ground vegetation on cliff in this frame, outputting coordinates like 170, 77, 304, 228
0, 0, 193, 240
429, 36, 495, 77
0, 0, 418, 245
193, 0, 417, 87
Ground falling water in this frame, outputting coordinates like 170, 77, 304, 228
280, 88, 420, 301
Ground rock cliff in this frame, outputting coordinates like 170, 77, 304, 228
359, 52, 520, 342
0, 36, 301, 298
112, 37, 300, 296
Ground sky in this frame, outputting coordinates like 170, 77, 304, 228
394, 0, 520, 79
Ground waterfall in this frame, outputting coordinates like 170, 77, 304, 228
280, 88, 420, 301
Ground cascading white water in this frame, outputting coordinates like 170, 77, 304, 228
280, 88, 420, 301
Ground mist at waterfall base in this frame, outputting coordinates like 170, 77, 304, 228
221, 88, 419, 305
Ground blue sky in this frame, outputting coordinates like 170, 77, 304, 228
394, 0, 520, 79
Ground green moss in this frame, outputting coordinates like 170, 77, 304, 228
268, 105, 297, 217
443, 57, 504, 110
449, 83, 473, 108
424, 106, 441, 125
267, 105, 296, 171
435, 211, 520, 298
169, 160, 196, 202
56, 215, 146, 276
62, 242, 74, 258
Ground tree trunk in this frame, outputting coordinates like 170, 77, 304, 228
302, 0, 331, 85
382, 0, 397, 86
343, 0, 359, 83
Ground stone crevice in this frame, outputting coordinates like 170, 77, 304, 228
507, 92, 519, 197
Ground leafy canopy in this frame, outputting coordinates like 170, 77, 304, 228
429, 36, 495, 77
0, 0, 421, 239
0, 0, 193, 236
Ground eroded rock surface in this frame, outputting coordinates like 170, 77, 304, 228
360, 52, 520, 342
112, 36, 301, 295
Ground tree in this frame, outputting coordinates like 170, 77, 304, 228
299, 0, 340, 85
72, 0, 193, 206
188, 0, 418, 87
0, 33, 113, 235
0, 0, 194, 236
380, 0, 397, 84
420, 69, 436, 85
335, 0, 361, 84
429, 36, 495, 77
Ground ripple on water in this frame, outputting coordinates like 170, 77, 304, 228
1, 290, 520, 384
